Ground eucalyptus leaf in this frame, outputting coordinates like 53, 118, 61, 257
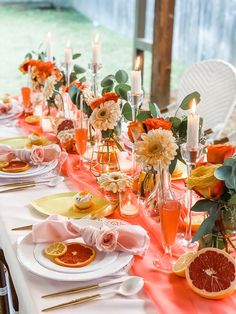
79, 76, 87, 83
73, 64, 86, 74
215, 166, 232, 181
115, 83, 131, 101
115, 70, 129, 84
101, 75, 115, 87
169, 157, 178, 174
169, 117, 181, 130
73, 53, 81, 60
191, 199, 218, 213
180, 91, 201, 110
229, 194, 236, 205
122, 102, 132, 121
149, 102, 160, 118
68, 84, 79, 104
136, 111, 152, 121
25, 52, 32, 59
192, 216, 216, 242
102, 86, 113, 95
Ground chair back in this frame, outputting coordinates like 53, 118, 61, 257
177, 60, 236, 138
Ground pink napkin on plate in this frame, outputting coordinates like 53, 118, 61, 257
32, 215, 150, 256
0, 144, 67, 165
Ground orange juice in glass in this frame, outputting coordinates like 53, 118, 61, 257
74, 115, 88, 169
21, 87, 32, 115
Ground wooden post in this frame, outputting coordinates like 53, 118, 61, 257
151, 0, 175, 108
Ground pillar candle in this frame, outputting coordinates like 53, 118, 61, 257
131, 56, 141, 94
92, 33, 101, 64
64, 40, 73, 64
186, 98, 200, 149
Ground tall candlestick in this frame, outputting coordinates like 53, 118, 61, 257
46, 32, 53, 62
92, 33, 101, 64
186, 99, 200, 149
131, 56, 141, 94
64, 40, 73, 64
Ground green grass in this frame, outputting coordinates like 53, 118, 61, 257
0, 4, 184, 98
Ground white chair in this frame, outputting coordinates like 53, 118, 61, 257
172, 60, 236, 139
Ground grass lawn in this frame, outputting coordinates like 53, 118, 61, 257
0, 4, 185, 98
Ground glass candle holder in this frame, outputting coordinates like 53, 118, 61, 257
119, 188, 139, 218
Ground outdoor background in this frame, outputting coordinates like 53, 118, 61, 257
0, 0, 235, 113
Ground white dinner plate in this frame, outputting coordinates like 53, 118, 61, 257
17, 219, 133, 281
0, 103, 22, 120
0, 160, 57, 179
34, 239, 119, 274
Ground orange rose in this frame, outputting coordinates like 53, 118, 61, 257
207, 144, 235, 164
103, 92, 119, 103
127, 121, 145, 142
186, 164, 225, 199
144, 118, 172, 131
90, 97, 105, 110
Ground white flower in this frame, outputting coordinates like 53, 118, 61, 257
43, 75, 57, 99
90, 100, 121, 131
98, 172, 133, 193
135, 129, 178, 170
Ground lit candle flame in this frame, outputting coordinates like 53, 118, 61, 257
66, 40, 71, 48
94, 33, 100, 44
191, 98, 196, 114
134, 56, 141, 71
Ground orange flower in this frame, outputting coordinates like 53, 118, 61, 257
207, 144, 235, 164
144, 118, 172, 131
90, 97, 105, 110
103, 92, 119, 103
186, 164, 225, 199
127, 121, 145, 142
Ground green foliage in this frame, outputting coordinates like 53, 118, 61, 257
68, 84, 79, 104
122, 102, 132, 121
100, 70, 130, 101
136, 111, 152, 121
73, 53, 81, 60
149, 102, 160, 118
180, 91, 201, 110
25, 52, 32, 59
192, 200, 220, 242
73, 64, 86, 74
115, 70, 128, 84
169, 156, 178, 174
215, 158, 236, 191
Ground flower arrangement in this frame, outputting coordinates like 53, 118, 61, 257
98, 172, 133, 193
186, 143, 236, 252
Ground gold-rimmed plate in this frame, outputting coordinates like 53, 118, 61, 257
30, 191, 112, 219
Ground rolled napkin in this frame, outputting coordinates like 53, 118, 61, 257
0, 103, 12, 115
32, 215, 150, 256
0, 144, 67, 165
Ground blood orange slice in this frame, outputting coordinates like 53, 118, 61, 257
1, 161, 30, 173
54, 243, 96, 268
186, 248, 236, 299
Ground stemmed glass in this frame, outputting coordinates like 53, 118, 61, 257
74, 114, 88, 169
153, 191, 183, 271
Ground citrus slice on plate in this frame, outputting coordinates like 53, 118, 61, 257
184, 215, 205, 232
172, 251, 196, 277
44, 242, 67, 257
25, 115, 40, 125
1, 160, 30, 173
186, 248, 236, 299
54, 242, 96, 268
0, 161, 9, 169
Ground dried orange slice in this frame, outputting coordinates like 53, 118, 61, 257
0, 161, 9, 169
186, 248, 236, 299
44, 242, 67, 257
1, 161, 30, 173
172, 251, 196, 277
25, 115, 40, 125
54, 242, 96, 268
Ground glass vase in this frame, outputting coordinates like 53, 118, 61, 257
119, 188, 139, 218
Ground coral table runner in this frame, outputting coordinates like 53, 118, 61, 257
18, 117, 236, 314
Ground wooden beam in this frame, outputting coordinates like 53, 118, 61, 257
151, 0, 175, 108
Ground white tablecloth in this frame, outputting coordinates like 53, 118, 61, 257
0, 124, 156, 314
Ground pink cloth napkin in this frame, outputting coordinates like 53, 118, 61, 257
0, 143, 67, 165
32, 215, 150, 256
0, 103, 12, 115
